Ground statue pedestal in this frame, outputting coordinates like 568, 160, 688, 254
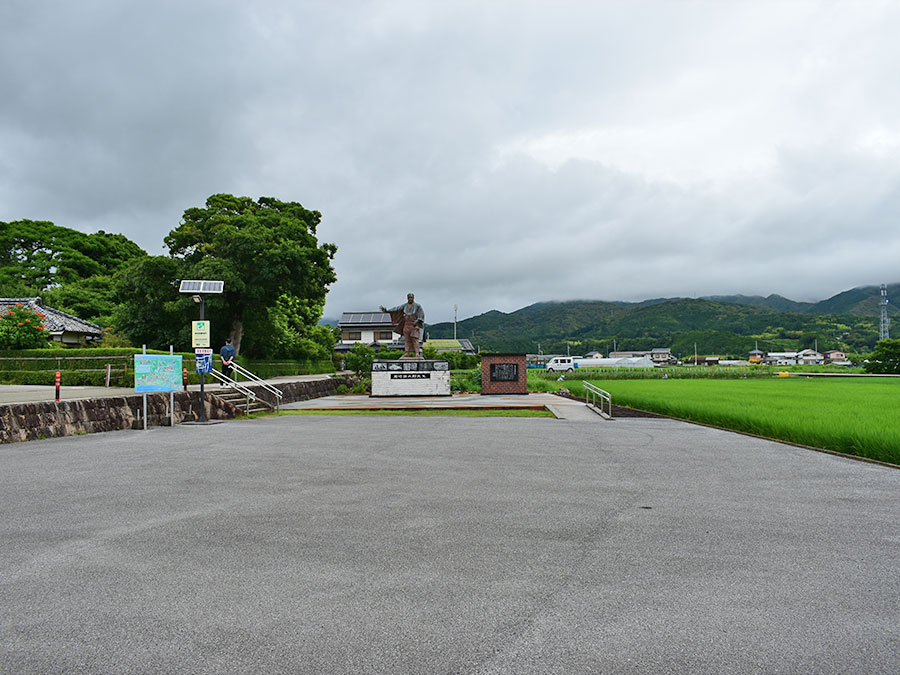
371, 360, 451, 397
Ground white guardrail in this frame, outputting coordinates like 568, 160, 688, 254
583, 382, 612, 419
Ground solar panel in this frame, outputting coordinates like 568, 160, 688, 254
179, 280, 224, 294
340, 311, 393, 326
179, 280, 202, 292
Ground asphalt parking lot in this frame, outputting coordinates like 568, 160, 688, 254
2, 414, 899, 673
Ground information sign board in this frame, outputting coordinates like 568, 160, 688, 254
134, 355, 183, 393
192, 320, 210, 348
195, 348, 213, 374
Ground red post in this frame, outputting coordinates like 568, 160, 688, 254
183, 368, 188, 391
55, 371, 61, 402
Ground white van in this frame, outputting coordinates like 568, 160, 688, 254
545, 356, 575, 372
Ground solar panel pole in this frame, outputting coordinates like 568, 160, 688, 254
178, 280, 223, 424
198, 294, 207, 423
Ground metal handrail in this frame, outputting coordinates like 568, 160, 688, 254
584, 382, 612, 419
228, 361, 284, 412
207, 368, 264, 414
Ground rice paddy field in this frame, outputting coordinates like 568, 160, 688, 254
559, 376, 900, 465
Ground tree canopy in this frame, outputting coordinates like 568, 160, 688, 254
163, 194, 337, 355
1, 220, 145, 293
863, 339, 900, 374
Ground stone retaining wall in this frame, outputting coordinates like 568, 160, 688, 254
0, 377, 349, 444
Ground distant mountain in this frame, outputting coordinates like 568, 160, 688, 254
702, 284, 900, 317
701, 294, 815, 313
810, 283, 900, 317
427, 284, 898, 357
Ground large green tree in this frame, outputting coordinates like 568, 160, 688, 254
863, 339, 900, 374
163, 194, 337, 355
112, 256, 188, 348
1, 220, 146, 332
1, 220, 145, 293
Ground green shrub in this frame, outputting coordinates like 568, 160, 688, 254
345, 344, 375, 376
450, 369, 482, 392
0, 305, 52, 349
349, 378, 370, 394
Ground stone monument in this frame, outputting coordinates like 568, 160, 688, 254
372, 292, 450, 396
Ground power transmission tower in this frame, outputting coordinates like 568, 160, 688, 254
880, 284, 890, 340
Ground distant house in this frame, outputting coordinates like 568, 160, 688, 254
824, 350, 852, 366
686, 355, 720, 366
334, 311, 403, 353
649, 348, 676, 365
797, 349, 824, 365
609, 348, 675, 364
748, 348, 764, 364
0, 297, 102, 345
764, 352, 798, 365
763, 350, 824, 366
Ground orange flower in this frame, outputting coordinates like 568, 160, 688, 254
17, 323, 23, 326
25, 318, 30, 323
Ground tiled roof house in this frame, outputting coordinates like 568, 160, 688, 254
0, 297, 102, 345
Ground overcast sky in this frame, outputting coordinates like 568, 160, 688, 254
3, 1, 900, 323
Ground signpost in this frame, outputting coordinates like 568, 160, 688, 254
179, 280, 224, 423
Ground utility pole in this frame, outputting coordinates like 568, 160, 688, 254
453, 304, 458, 340
881, 284, 890, 340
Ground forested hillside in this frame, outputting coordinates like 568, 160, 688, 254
428, 293, 887, 358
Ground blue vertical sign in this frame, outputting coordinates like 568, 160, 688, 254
195, 348, 213, 374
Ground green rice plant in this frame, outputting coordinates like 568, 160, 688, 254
567, 377, 900, 464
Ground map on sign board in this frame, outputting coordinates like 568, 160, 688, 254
134, 355, 183, 393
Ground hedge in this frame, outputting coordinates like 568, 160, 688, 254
0, 348, 335, 387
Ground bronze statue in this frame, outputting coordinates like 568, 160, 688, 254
381, 293, 425, 358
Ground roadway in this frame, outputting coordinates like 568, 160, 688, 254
2, 412, 898, 673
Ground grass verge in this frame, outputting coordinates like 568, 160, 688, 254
562, 377, 900, 465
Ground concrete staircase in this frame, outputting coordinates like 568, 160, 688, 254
213, 385, 272, 415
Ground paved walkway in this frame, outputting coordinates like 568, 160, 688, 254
0, 372, 348, 406
284, 392, 604, 421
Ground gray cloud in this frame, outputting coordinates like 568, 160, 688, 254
2, 1, 900, 321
